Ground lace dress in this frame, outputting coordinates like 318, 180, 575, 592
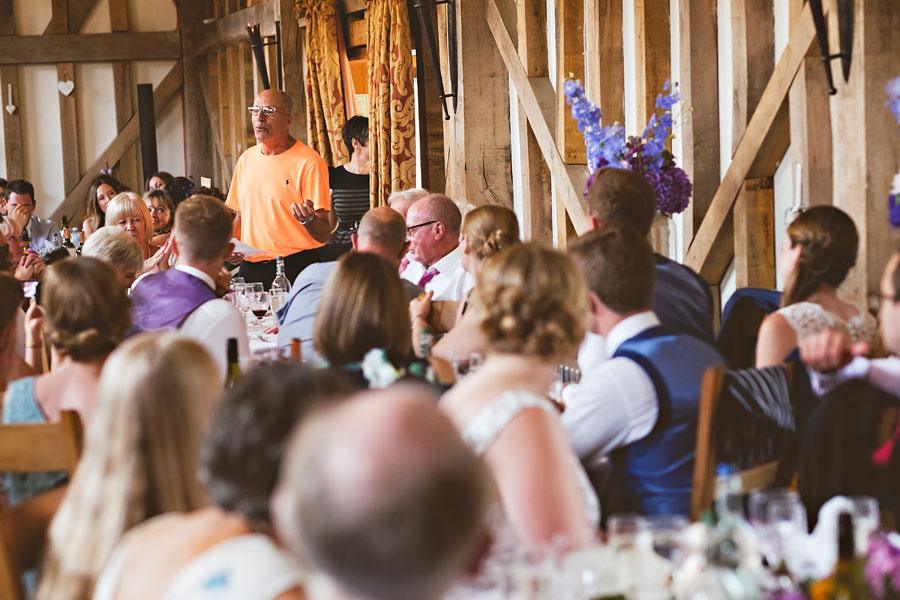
778, 301, 878, 346
447, 391, 600, 598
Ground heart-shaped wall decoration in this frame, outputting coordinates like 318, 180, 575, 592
57, 80, 75, 97
5, 105, 15, 115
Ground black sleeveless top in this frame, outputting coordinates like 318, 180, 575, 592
328, 166, 370, 244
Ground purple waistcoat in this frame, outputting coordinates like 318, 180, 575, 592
130, 269, 219, 333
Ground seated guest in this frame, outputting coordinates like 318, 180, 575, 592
88, 364, 355, 600
585, 168, 714, 345
0, 272, 24, 393
143, 188, 175, 248
387, 187, 429, 221
81, 226, 144, 291
411, 204, 520, 360
1, 179, 60, 256
130, 195, 249, 377
82, 175, 126, 241
441, 243, 599, 574
313, 253, 448, 386
272, 385, 492, 600
757, 206, 876, 367
7, 228, 46, 282
1, 192, 30, 241
329, 116, 371, 245
401, 194, 471, 301
564, 226, 724, 516
36, 332, 219, 600
3, 258, 131, 505
145, 170, 174, 192
277, 207, 422, 361
106, 191, 160, 260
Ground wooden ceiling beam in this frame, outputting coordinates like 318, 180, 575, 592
0, 31, 181, 64
189, 0, 277, 56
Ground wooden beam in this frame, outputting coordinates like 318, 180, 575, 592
179, 0, 215, 185
51, 63, 184, 222
42, 0, 101, 35
197, 54, 233, 185
56, 63, 80, 195
684, 3, 816, 281
110, 0, 138, 191
733, 177, 775, 288
0, 66, 24, 180
190, 0, 277, 56
0, 32, 182, 65
47, 0, 69, 34
586, 0, 624, 127
678, 0, 720, 241
485, 0, 588, 232
516, 0, 552, 245
227, 46, 243, 159
731, 0, 774, 154
279, 0, 307, 143
0, 0, 12, 32
634, 0, 671, 133
410, 6, 445, 193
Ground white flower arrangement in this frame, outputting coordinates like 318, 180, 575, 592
361, 348, 404, 389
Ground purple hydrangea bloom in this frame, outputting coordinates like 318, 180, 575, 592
890, 194, 900, 230
645, 165, 693, 215
887, 76, 900, 125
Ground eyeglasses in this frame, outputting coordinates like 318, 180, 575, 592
247, 105, 290, 118
406, 220, 438, 237
868, 292, 900, 312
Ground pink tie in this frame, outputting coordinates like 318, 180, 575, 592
417, 267, 439, 287
399, 257, 409, 274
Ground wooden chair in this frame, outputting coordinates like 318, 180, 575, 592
0, 410, 83, 599
690, 365, 796, 520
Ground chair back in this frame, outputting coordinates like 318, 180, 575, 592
0, 410, 83, 600
716, 289, 782, 369
0, 410, 83, 474
691, 365, 796, 520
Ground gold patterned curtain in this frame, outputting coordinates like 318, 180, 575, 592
296, 0, 348, 166
366, 0, 416, 207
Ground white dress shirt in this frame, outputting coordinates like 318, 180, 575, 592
172, 265, 250, 379
400, 245, 472, 302
561, 311, 661, 462
807, 355, 900, 397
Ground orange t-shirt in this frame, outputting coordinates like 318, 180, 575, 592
225, 140, 331, 262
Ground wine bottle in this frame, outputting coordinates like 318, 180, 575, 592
290, 338, 302, 363
61, 216, 76, 256
809, 512, 870, 600
271, 256, 291, 294
225, 337, 240, 387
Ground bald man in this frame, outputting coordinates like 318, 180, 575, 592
272, 385, 492, 600
276, 207, 424, 361
226, 89, 335, 289
401, 193, 472, 301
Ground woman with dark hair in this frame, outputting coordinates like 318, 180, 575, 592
756, 206, 877, 367
165, 176, 195, 208
328, 115, 370, 245
90, 365, 356, 600
81, 175, 126, 241
143, 188, 175, 247
145, 171, 174, 192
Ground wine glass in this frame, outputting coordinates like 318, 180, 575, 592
748, 488, 800, 566
644, 514, 688, 564
765, 497, 808, 571
607, 513, 648, 554
848, 495, 879, 553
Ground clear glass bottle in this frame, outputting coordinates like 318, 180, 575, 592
271, 256, 291, 294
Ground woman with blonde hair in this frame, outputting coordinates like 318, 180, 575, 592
3, 257, 131, 505
756, 206, 877, 367
411, 204, 521, 360
35, 331, 220, 600
441, 243, 598, 593
80, 226, 144, 292
106, 192, 158, 260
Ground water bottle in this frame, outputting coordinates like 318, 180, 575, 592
271, 257, 291, 294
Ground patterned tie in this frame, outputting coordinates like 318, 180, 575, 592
399, 257, 409, 274
417, 267, 439, 287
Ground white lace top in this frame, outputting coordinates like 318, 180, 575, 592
446, 391, 600, 598
778, 301, 877, 345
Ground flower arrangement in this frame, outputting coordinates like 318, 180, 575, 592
887, 76, 900, 229
866, 531, 900, 600
564, 78, 692, 216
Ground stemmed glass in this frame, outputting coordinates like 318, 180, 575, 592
765, 496, 808, 573
848, 495, 879, 553
748, 488, 800, 566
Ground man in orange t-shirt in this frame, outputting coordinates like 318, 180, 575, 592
226, 90, 343, 287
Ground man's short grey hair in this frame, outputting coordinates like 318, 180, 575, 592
387, 188, 429, 207
81, 226, 144, 275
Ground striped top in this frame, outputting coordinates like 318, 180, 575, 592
328, 165, 370, 244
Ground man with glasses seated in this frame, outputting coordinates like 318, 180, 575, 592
226, 90, 338, 289
401, 194, 471, 302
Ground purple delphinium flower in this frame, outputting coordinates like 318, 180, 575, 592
890, 194, 900, 230
887, 76, 900, 126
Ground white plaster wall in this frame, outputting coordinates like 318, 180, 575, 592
1, 0, 183, 220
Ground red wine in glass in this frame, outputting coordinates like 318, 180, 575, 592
252, 309, 268, 319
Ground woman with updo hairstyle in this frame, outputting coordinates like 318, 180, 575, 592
412, 204, 521, 360
2, 257, 131, 505
82, 175, 126, 241
143, 188, 175, 248
756, 205, 877, 367
36, 332, 220, 600
440, 243, 599, 583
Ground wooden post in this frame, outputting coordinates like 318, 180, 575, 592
678, 0, 720, 241
47, 1, 81, 198
730, 0, 774, 154
788, 0, 832, 208
0, 1, 23, 180
585, 0, 624, 127
436, 0, 514, 208
411, 7, 445, 194
516, 0, 552, 245
733, 177, 775, 288
279, 0, 308, 143
111, 0, 139, 191
828, 0, 900, 305
634, 0, 670, 133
